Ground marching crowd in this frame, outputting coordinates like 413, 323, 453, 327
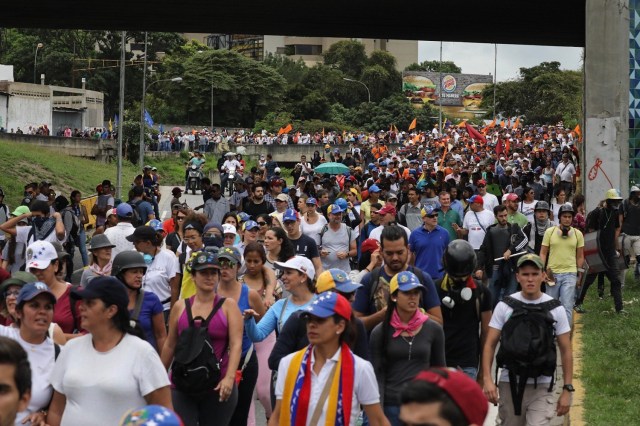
0, 121, 636, 426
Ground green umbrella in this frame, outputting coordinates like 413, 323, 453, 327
314, 162, 350, 175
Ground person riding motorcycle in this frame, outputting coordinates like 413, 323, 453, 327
221, 152, 243, 196
185, 151, 206, 192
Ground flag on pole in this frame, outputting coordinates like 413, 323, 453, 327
108, 118, 113, 132
505, 138, 511, 155
408, 118, 417, 131
495, 138, 504, 156
500, 119, 505, 128
457, 120, 467, 128
512, 117, 520, 129
573, 124, 582, 141
464, 122, 487, 144
144, 110, 154, 126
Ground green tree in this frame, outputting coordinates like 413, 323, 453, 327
404, 60, 462, 73
323, 40, 368, 78
348, 95, 434, 132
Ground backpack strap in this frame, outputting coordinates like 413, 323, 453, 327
368, 267, 382, 304
502, 295, 522, 309
131, 289, 145, 322
185, 297, 226, 328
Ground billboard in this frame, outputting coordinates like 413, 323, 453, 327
402, 71, 493, 119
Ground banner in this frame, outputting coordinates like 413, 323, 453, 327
144, 110, 154, 127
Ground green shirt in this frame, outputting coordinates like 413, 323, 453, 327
486, 183, 502, 198
508, 211, 529, 228
437, 208, 462, 241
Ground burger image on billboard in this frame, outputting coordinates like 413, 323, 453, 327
403, 75, 437, 101
462, 83, 485, 109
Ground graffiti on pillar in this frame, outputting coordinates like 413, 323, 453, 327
587, 158, 613, 188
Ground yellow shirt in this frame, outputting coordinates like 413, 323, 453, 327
542, 226, 584, 273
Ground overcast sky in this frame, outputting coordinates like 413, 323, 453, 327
418, 41, 583, 82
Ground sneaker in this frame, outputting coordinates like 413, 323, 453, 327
574, 304, 587, 314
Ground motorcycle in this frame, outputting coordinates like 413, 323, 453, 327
188, 164, 203, 195
226, 165, 237, 196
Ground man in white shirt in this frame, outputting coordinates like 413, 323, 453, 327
461, 195, 495, 250
554, 154, 576, 197
103, 203, 135, 260
369, 205, 411, 242
477, 179, 499, 212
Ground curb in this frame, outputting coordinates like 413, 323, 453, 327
570, 320, 585, 425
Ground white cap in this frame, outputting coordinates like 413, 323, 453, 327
26, 240, 59, 270
222, 224, 236, 235
275, 167, 281, 173
274, 256, 315, 280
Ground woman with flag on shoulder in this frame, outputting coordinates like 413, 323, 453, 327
269, 291, 390, 426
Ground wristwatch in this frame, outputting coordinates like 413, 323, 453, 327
562, 384, 575, 392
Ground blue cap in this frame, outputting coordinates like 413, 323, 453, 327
335, 198, 348, 210
217, 246, 242, 264
301, 291, 352, 321
116, 203, 133, 218
421, 205, 437, 217
146, 219, 163, 231
389, 271, 423, 294
238, 212, 250, 222
328, 204, 345, 214
243, 220, 260, 231
316, 269, 363, 293
282, 187, 289, 194
379, 160, 388, 167
369, 184, 381, 193
282, 209, 298, 222
306, 197, 317, 205
368, 163, 376, 170
17, 282, 56, 306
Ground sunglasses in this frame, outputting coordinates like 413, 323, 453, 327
426, 214, 438, 218
257, 221, 267, 226
176, 216, 186, 221
218, 259, 238, 269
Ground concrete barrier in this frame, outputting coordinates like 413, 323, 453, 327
228, 143, 404, 163
0, 134, 116, 162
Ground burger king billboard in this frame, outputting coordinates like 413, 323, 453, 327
402, 71, 493, 119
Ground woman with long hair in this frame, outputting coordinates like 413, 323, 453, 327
79, 234, 115, 286
26, 241, 78, 339
162, 251, 243, 426
239, 242, 277, 425
369, 271, 446, 425
215, 246, 266, 426
111, 251, 166, 354
270, 292, 389, 426
175, 213, 209, 300
263, 227, 295, 271
552, 188, 568, 225
223, 212, 242, 246
299, 198, 327, 247
165, 206, 189, 254
255, 214, 272, 245
48, 276, 171, 426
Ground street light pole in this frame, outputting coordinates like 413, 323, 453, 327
138, 76, 183, 168
116, 31, 126, 200
343, 78, 371, 103
33, 43, 43, 84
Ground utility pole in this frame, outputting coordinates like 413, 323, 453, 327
116, 31, 126, 200
139, 31, 148, 169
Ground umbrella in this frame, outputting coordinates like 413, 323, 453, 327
170, 126, 182, 132
314, 162, 350, 175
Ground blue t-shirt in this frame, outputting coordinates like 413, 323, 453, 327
137, 200, 155, 222
130, 291, 163, 350
352, 266, 440, 317
409, 226, 450, 280
237, 284, 253, 355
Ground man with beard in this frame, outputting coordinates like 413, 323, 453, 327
203, 184, 229, 224
353, 225, 443, 331
0, 200, 65, 246
621, 186, 640, 279
242, 183, 274, 219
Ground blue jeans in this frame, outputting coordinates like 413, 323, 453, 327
77, 228, 89, 267
489, 264, 518, 308
459, 366, 478, 381
546, 272, 577, 323
383, 406, 400, 426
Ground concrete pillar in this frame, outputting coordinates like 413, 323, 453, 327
584, 0, 630, 212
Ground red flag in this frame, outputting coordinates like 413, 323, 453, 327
505, 139, 511, 155
464, 122, 487, 144
495, 138, 504, 156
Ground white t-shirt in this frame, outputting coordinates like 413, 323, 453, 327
300, 215, 327, 246
463, 209, 496, 249
519, 200, 537, 226
369, 224, 411, 242
0, 327, 54, 424
51, 334, 170, 426
16, 222, 64, 246
489, 292, 570, 384
481, 193, 500, 213
104, 222, 135, 261
275, 347, 380, 426
142, 249, 179, 310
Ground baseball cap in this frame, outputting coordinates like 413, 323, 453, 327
126, 226, 157, 242
146, 219, 164, 232
306, 197, 317, 206
412, 368, 488, 426
0, 272, 37, 295
11, 206, 30, 217
275, 193, 289, 202
377, 205, 397, 216
222, 224, 237, 235
505, 193, 519, 202
25, 241, 59, 270
107, 208, 118, 217
517, 253, 544, 269
243, 220, 259, 231
217, 246, 242, 264
361, 238, 380, 254
368, 184, 381, 193
315, 269, 362, 294
274, 256, 315, 280
301, 291, 352, 321
420, 205, 437, 217
328, 204, 345, 214
282, 209, 298, 222
477, 179, 487, 186
120, 405, 182, 426
189, 250, 220, 271
16, 281, 56, 306
467, 195, 484, 205
116, 203, 133, 218
387, 192, 398, 201
71, 276, 128, 313
389, 271, 423, 294
274, 167, 281, 174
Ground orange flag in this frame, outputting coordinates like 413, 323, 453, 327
457, 120, 467, 128
573, 124, 582, 141
408, 118, 417, 131
505, 138, 511, 155
500, 120, 505, 128
512, 117, 520, 129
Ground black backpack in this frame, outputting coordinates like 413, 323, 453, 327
495, 296, 562, 415
128, 200, 144, 227
172, 297, 226, 397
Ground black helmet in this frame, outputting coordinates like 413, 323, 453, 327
111, 251, 147, 277
534, 201, 551, 212
558, 203, 575, 216
443, 240, 477, 278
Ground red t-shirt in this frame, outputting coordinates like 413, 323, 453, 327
54, 285, 76, 334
